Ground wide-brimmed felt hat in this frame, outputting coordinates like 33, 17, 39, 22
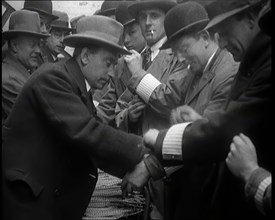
50, 10, 73, 32
161, 1, 209, 49
2, 10, 50, 40
116, 1, 136, 26
128, 0, 177, 19
205, 0, 267, 30
23, 0, 58, 22
63, 15, 131, 55
97, 1, 121, 16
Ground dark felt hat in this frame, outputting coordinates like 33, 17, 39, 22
23, 0, 58, 22
97, 1, 122, 16
51, 10, 73, 32
115, 1, 136, 26
63, 15, 130, 55
2, 10, 50, 40
161, 1, 209, 49
205, 0, 267, 30
128, 0, 177, 19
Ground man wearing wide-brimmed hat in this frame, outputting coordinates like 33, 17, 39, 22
2, 10, 49, 124
40, 10, 73, 63
135, 0, 271, 219
2, 15, 159, 220
96, 0, 147, 127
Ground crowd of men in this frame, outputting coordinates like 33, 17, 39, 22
2, 0, 272, 220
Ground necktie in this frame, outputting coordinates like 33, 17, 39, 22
142, 47, 152, 70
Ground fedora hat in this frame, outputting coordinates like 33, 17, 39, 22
128, 0, 177, 19
2, 10, 50, 40
205, 0, 267, 30
161, 1, 209, 49
97, 1, 121, 16
50, 10, 73, 32
63, 15, 131, 55
24, 0, 58, 22
115, 1, 136, 26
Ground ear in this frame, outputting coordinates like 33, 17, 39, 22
200, 30, 210, 48
9, 38, 18, 53
80, 47, 90, 65
246, 12, 257, 30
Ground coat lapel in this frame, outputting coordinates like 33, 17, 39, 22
185, 49, 222, 105
64, 58, 97, 116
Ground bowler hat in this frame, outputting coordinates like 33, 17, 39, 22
161, 1, 209, 49
97, 1, 121, 16
2, 10, 50, 40
51, 10, 73, 32
24, 0, 58, 22
63, 15, 131, 55
205, 0, 267, 30
128, 0, 177, 19
115, 1, 136, 26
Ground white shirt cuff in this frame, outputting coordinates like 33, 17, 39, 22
136, 74, 161, 103
162, 122, 191, 160
254, 176, 271, 215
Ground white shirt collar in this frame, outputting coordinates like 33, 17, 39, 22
85, 79, 91, 92
149, 36, 167, 61
203, 48, 218, 72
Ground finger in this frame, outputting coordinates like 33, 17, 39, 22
230, 143, 236, 153
239, 133, 254, 147
233, 135, 245, 147
126, 183, 133, 196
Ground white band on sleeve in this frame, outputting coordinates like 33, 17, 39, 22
136, 74, 161, 103
162, 122, 191, 160
254, 176, 271, 215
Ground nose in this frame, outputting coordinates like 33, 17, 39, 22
145, 15, 151, 26
40, 22, 47, 33
176, 52, 185, 63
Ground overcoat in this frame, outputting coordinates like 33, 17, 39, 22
2, 58, 144, 220
2, 51, 31, 124
154, 33, 272, 219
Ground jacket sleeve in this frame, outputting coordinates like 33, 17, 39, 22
32, 67, 144, 171
127, 54, 189, 119
152, 66, 272, 165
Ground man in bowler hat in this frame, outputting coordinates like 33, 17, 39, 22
40, 10, 73, 63
2, 15, 159, 220
125, 0, 272, 219
2, 10, 49, 124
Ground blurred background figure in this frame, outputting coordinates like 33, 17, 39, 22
2, 10, 49, 124
41, 10, 73, 63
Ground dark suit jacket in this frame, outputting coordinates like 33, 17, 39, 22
2, 58, 144, 220
155, 33, 272, 219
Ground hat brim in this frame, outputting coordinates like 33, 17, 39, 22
123, 18, 136, 27
161, 19, 209, 50
205, 5, 250, 30
63, 34, 131, 55
97, 8, 116, 16
2, 30, 50, 40
128, 1, 176, 19
24, 7, 59, 22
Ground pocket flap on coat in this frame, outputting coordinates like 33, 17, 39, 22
5, 168, 44, 197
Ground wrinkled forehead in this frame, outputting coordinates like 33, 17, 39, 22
138, 8, 165, 17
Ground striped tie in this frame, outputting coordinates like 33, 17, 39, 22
142, 47, 152, 70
